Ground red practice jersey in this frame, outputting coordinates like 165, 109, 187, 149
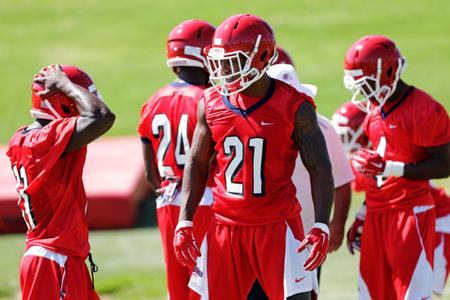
203, 79, 315, 225
364, 87, 450, 211
7, 118, 90, 257
138, 81, 208, 184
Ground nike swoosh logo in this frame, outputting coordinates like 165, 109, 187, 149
370, 162, 383, 168
261, 121, 274, 126
295, 276, 306, 283
389, 124, 396, 129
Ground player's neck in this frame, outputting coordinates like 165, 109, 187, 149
386, 80, 410, 104
176, 68, 209, 86
240, 74, 272, 98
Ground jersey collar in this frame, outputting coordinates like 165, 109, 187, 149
381, 86, 414, 120
221, 78, 276, 118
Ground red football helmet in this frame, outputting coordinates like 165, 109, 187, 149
206, 14, 277, 95
31, 65, 99, 120
166, 19, 215, 70
343, 35, 407, 112
331, 101, 369, 155
273, 46, 295, 67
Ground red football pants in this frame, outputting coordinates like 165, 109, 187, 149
359, 206, 435, 300
199, 218, 307, 300
20, 246, 99, 300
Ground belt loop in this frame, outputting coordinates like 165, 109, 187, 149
88, 252, 99, 289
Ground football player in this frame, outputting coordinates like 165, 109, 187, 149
248, 47, 355, 300
342, 35, 450, 299
333, 100, 450, 297
7, 64, 115, 300
137, 19, 215, 300
173, 14, 334, 300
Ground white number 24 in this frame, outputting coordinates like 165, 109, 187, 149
152, 114, 190, 177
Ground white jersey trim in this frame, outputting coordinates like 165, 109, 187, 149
24, 246, 67, 266
412, 205, 434, 215
283, 223, 317, 297
188, 235, 209, 299
436, 214, 450, 233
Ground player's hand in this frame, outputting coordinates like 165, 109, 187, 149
351, 149, 385, 176
173, 221, 201, 268
298, 223, 329, 271
33, 64, 71, 97
346, 204, 366, 255
328, 219, 345, 253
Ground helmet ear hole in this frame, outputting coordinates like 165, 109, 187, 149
60, 104, 71, 114
260, 51, 268, 62
387, 67, 393, 78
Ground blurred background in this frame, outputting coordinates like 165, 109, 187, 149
0, 0, 449, 299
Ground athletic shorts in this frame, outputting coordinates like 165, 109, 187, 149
20, 246, 99, 300
189, 217, 318, 300
434, 214, 450, 295
359, 205, 435, 300
156, 187, 213, 300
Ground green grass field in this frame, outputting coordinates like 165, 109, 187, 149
1, 190, 449, 299
1, 0, 450, 299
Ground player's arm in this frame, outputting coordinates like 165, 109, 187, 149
328, 182, 351, 253
174, 100, 214, 268
34, 65, 115, 152
179, 100, 215, 222
403, 142, 450, 180
294, 102, 334, 224
295, 101, 334, 271
141, 141, 161, 191
353, 142, 450, 180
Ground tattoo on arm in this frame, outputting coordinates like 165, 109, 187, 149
294, 101, 334, 224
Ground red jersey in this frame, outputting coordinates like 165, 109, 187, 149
364, 87, 450, 211
7, 118, 90, 257
138, 81, 207, 184
203, 79, 315, 225
431, 186, 450, 218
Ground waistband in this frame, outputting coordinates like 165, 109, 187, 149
24, 246, 67, 266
